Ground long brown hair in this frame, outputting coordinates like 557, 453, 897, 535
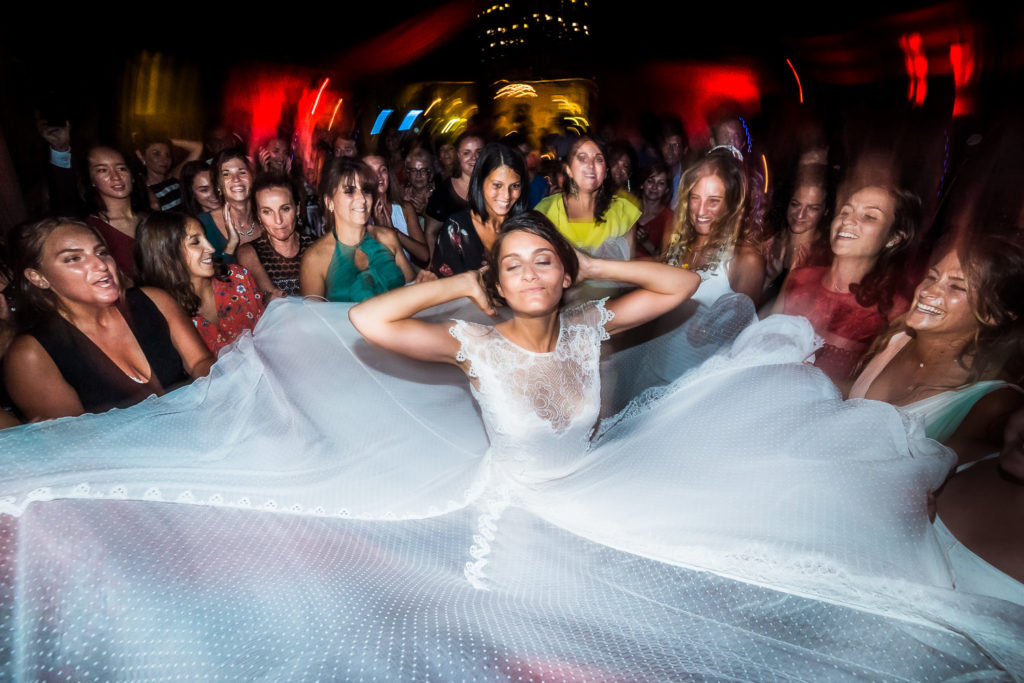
845, 185, 920, 316
562, 136, 614, 223
134, 213, 223, 317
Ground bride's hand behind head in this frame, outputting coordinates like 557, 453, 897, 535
465, 268, 496, 317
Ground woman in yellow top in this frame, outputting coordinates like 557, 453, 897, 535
535, 137, 640, 261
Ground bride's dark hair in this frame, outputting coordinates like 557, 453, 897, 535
484, 210, 578, 307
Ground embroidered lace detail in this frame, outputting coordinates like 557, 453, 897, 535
450, 299, 610, 438
464, 486, 511, 590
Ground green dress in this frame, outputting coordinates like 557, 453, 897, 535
325, 229, 405, 303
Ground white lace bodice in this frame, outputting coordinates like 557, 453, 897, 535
450, 299, 613, 484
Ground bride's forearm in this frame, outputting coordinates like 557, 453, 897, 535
348, 272, 488, 363
580, 254, 697, 295
584, 255, 701, 334
350, 271, 482, 325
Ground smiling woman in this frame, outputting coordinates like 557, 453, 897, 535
660, 148, 764, 306
429, 142, 529, 277
536, 136, 641, 261
197, 148, 260, 264
2, 218, 213, 421
84, 145, 147, 282
777, 184, 920, 388
134, 213, 264, 354
300, 157, 413, 302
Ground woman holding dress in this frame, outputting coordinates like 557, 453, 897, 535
3, 217, 212, 420
848, 232, 1024, 604
0, 213, 1021, 677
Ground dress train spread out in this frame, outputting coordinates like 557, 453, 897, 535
0, 295, 1021, 680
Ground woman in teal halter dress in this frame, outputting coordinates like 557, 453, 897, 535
300, 158, 413, 302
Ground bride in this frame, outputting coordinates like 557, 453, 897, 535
0, 212, 1021, 679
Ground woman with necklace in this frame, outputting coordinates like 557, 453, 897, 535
300, 157, 413, 302
776, 184, 919, 389
848, 234, 1024, 605
197, 149, 260, 264
84, 146, 149, 283
237, 176, 314, 300
660, 149, 764, 306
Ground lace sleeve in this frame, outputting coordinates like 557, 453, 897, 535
448, 319, 489, 379
561, 298, 615, 342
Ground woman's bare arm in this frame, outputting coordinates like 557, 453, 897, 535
3, 335, 85, 420
299, 237, 333, 298
946, 387, 1024, 467
237, 244, 285, 300
728, 244, 765, 307
372, 226, 416, 283
140, 287, 215, 378
349, 270, 492, 364
579, 253, 700, 335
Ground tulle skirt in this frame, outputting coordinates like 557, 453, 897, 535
0, 295, 1021, 681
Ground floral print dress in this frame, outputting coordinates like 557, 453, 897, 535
193, 265, 264, 353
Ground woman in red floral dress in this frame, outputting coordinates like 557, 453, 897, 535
135, 213, 263, 354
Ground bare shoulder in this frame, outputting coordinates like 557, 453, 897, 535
4, 333, 51, 368
138, 285, 176, 308
369, 225, 401, 250
733, 243, 765, 267
303, 234, 335, 261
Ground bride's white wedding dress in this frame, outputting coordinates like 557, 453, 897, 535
0, 295, 1021, 680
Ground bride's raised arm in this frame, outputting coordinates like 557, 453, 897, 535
580, 251, 701, 335
348, 270, 494, 364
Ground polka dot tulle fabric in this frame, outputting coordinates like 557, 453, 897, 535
0, 296, 1021, 680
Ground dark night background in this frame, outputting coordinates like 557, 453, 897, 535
1, 1, 1022, 234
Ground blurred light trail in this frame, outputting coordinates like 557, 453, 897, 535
786, 59, 804, 103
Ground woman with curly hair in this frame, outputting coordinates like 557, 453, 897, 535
660, 148, 764, 305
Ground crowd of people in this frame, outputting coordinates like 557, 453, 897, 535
0, 103, 1022, 675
